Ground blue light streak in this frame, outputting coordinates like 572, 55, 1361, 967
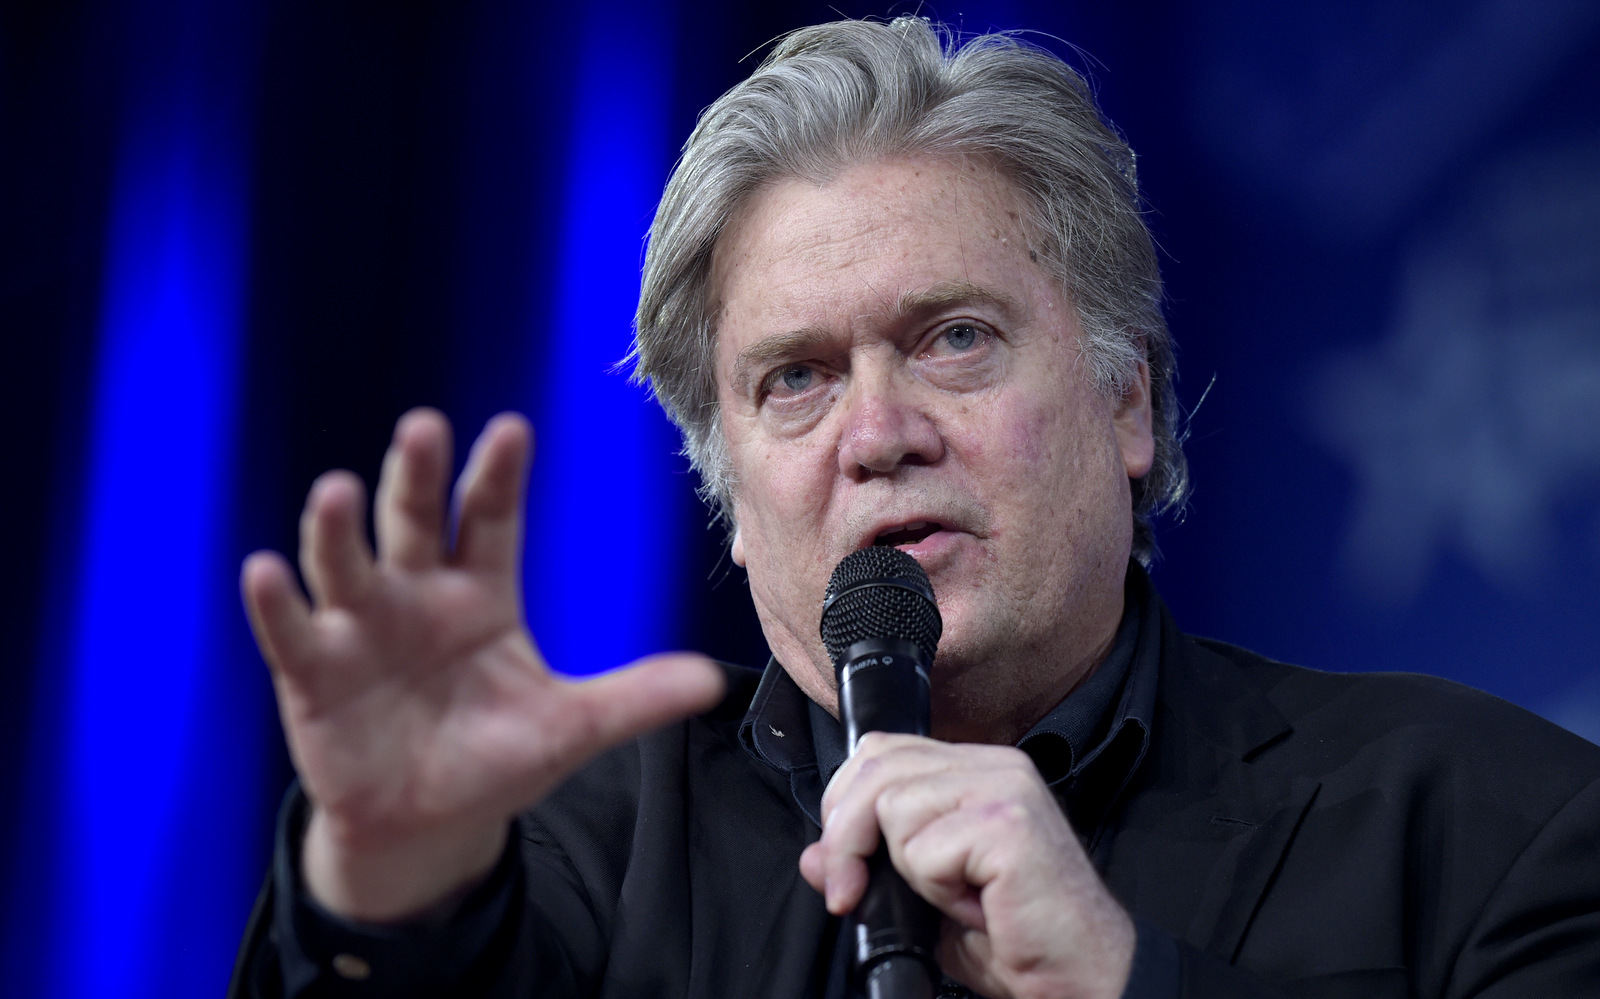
529, 3, 686, 676
23, 4, 264, 996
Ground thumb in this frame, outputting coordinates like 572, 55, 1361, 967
565, 653, 727, 751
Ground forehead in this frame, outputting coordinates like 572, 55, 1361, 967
708, 156, 1046, 366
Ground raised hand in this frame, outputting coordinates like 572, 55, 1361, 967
241, 409, 724, 922
799, 733, 1135, 999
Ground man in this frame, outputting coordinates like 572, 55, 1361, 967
231, 18, 1600, 998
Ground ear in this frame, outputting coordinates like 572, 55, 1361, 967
1114, 356, 1155, 481
730, 524, 746, 567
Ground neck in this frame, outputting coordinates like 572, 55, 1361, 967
927, 602, 1123, 745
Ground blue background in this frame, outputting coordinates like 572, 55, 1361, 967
2, 1, 1597, 995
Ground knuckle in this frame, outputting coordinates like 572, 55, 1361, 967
990, 744, 1031, 769
856, 731, 889, 754
876, 780, 915, 819
981, 797, 1030, 826
996, 766, 1036, 795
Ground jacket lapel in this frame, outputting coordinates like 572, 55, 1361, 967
1187, 770, 1320, 959
1099, 608, 1321, 961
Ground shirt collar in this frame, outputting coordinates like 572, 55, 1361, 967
737, 655, 815, 774
738, 561, 1162, 827
1019, 562, 1161, 789
1015, 593, 1140, 784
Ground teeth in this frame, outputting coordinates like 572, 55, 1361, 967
876, 521, 933, 542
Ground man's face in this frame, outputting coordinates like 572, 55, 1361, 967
711, 156, 1154, 742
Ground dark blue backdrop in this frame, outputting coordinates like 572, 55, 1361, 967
3, 2, 1597, 995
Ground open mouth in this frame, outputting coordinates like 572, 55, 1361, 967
873, 521, 943, 548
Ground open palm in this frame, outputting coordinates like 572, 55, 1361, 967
241, 409, 722, 920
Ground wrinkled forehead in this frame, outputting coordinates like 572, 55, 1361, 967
704, 155, 1050, 367
709, 152, 1037, 277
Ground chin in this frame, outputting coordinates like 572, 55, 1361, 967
927, 596, 1000, 665
925, 627, 991, 693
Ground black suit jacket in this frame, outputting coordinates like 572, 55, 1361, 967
1108, 626, 1600, 996
232, 599, 1600, 997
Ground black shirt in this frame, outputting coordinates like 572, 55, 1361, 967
254, 566, 1179, 997
738, 568, 1166, 999
235, 562, 1600, 998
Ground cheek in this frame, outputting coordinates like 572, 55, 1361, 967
1003, 410, 1057, 466
967, 389, 1125, 538
977, 391, 1094, 477
1019, 385, 1118, 469
727, 417, 838, 521
727, 443, 832, 592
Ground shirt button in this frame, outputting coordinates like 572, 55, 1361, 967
332, 953, 372, 980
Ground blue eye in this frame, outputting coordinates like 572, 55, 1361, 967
943, 324, 979, 351
763, 364, 817, 400
780, 365, 814, 391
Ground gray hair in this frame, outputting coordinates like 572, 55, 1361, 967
632, 16, 1188, 564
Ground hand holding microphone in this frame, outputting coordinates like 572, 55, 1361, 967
802, 546, 1136, 999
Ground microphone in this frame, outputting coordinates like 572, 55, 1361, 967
820, 546, 944, 999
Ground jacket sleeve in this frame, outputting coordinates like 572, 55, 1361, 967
1118, 921, 1297, 999
226, 784, 602, 999
1125, 922, 1422, 999
1441, 778, 1600, 998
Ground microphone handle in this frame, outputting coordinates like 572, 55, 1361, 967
866, 955, 935, 999
838, 638, 930, 745
837, 638, 941, 998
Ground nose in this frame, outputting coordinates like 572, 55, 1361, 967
836, 371, 944, 478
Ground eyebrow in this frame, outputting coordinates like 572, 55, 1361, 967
895, 281, 1023, 322
728, 281, 1025, 395
729, 327, 835, 397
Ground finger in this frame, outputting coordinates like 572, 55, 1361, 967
938, 920, 1000, 999
374, 407, 453, 569
816, 798, 882, 914
813, 736, 949, 913
874, 765, 1040, 861
818, 741, 1032, 914
241, 549, 315, 673
799, 841, 827, 897
452, 413, 532, 574
300, 471, 376, 606
825, 739, 1032, 826
815, 753, 912, 914
557, 653, 726, 762
835, 771, 1011, 920
820, 732, 939, 820
895, 804, 995, 926
797, 844, 874, 918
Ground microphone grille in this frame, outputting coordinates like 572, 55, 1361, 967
820, 547, 942, 664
